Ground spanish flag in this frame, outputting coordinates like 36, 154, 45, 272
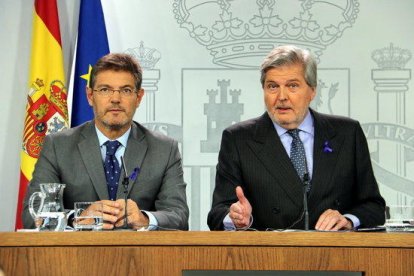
15, 0, 68, 229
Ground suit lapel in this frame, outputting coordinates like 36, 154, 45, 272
309, 110, 344, 203
78, 122, 109, 200
116, 122, 147, 199
247, 113, 303, 207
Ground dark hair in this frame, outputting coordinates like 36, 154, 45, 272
260, 45, 317, 88
89, 53, 143, 90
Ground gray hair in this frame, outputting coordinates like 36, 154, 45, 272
260, 45, 317, 88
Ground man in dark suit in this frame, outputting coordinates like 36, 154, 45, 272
23, 53, 188, 230
208, 45, 385, 231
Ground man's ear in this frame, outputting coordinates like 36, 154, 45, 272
86, 87, 94, 107
309, 86, 316, 101
136, 88, 145, 106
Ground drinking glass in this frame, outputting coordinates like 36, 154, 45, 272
73, 202, 103, 231
384, 205, 414, 232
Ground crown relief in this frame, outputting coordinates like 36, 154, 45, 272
372, 43, 412, 69
125, 41, 161, 70
173, 0, 360, 68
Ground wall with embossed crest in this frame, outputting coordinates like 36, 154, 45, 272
0, 0, 413, 231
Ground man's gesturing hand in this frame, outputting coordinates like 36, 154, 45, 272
229, 186, 252, 228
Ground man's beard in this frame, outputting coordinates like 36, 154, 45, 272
266, 108, 307, 129
95, 106, 131, 131
101, 119, 129, 131
267, 109, 296, 129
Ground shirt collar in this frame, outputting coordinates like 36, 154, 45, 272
95, 126, 131, 148
273, 110, 314, 137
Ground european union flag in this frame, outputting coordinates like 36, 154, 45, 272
71, 0, 109, 127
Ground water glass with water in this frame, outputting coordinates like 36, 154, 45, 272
384, 205, 414, 232
73, 202, 103, 231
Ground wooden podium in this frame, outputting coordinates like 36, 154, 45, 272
1, 231, 413, 275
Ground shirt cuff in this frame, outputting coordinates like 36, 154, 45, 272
223, 213, 253, 231
223, 213, 236, 230
344, 214, 360, 228
142, 210, 158, 231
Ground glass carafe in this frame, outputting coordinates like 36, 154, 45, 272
28, 183, 67, 231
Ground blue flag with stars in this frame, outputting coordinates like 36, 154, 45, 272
71, 0, 109, 127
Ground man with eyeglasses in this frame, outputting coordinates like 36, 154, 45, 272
22, 53, 189, 230
208, 45, 385, 231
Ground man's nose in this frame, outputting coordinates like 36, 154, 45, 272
278, 86, 288, 100
110, 91, 122, 102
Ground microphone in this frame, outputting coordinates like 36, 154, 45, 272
303, 172, 310, 230
120, 156, 129, 229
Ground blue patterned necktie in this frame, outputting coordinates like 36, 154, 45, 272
104, 140, 121, 200
287, 129, 308, 182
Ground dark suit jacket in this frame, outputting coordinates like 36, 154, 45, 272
23, 121, 189, 230
208, 110, 385, 230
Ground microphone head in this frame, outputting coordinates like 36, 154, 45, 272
120, 156, 128, 176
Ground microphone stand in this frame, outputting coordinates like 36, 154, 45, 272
120, 156, 129, 229
303, 173, 310, 231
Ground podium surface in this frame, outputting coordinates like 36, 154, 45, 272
1, 231, 413, 275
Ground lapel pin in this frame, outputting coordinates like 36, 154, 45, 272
129, 167, 140, 181
323, 141, 333, 153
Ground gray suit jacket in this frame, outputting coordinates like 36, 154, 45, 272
208, 110, 385, 230
23, 121, 189, 230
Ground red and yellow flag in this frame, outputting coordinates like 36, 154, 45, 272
15, 0, 68, 229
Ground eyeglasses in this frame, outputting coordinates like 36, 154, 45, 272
93, 87, 137, 97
